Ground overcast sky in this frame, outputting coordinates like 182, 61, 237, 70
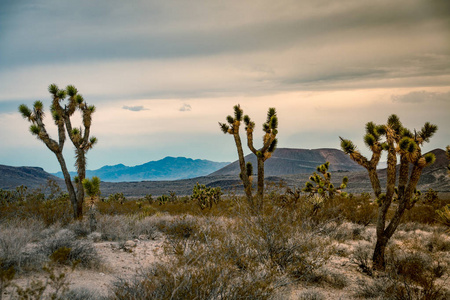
1, 0, 449, 173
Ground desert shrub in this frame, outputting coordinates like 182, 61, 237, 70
436, 204, 450, 230
64, 287, 105, 300
332, 222, 366, 242
403, 192, 450, 224
39, 229, 100, 268
131, 217, 160, 240
356, 248, 449, 299
95, 215, 136, 241
0, 226, 35, 271
67, 220, 91, 238
96, 197, 137, 215
319, 267, 349, 289
425, 231, 450, 252
0, 259, 15, 299
297, 289, 326, 300
232, 198, 333, 282
155, 214, 200, 240
351, 242, 373, 276
0, 190, 73, 226
14, 263, 74, 300
93, 214, 160, 241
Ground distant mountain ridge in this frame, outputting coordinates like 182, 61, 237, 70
52, 156, 230, 182
210, 148, 365, 176
2, 148, 448, 195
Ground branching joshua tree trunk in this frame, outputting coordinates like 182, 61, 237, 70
19, 84, 97, 219
219, 105, 278, 212
340, 115, 437, 271
219, 105, 254, 207
243, 108, 278, 211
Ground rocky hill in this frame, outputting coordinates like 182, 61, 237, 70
0, 165, 62, 190
210, 148, 364, 176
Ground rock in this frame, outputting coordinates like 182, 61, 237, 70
122, 240, 137, 252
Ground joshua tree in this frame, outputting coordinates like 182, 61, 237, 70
191, 183, 222, 210
19, 84, 97, 219
219, 104, 254, 207
82, 176, 101, 204
243, 108, 278, 210
303, 162, 348, 199
82, 176, 101, 232
219, 105, 278, 211
340, 115, 437, 270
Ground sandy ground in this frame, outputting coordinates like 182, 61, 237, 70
7, 238, 164, 299
6, 228, 450, 299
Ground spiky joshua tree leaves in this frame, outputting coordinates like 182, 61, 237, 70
19, 84, 97, 219
219, 105, 278, 211
340, 115, 437, 271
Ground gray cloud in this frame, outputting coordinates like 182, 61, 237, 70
392, 91, 450, 103
0, 0, 449, 100
122, 105, 148, 112
179, 103, 192, 112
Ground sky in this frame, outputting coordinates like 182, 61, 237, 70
0, 0, 449, 173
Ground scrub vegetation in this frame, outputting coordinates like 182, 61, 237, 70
4, 98, 449, 299
1, 178, 449, 299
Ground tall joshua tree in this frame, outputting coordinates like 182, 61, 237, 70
243, 108, 278, 210
219, 105, 278, 211
19, 84, 97, 219
340, 115, 437, 270
219, 105, 254, 207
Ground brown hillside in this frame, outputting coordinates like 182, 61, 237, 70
210, 148, 364, 176
0, 165, 62, 189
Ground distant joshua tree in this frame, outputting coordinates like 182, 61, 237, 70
19, 84, 97, 219
340, 115, 437, 270
302, 161, 348, 199
220, 105, 278, 211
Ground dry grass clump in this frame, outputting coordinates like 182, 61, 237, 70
64, 287, 106, 300
91, 214, 159, 241
38, 229, 101, 268
330, 222, 368, 242
0, 219, 46, 272
297, 289, 326, 300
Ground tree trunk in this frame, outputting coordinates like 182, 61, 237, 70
233, 133, 253, 207
372, 237, 388, 270
55, 151, 79, 219
75, 148, 86, 219
256, 156, 265, 212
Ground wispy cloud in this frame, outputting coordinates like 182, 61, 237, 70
391, 91, 450, 103
179, 103, 192, 112
123, 105, 148, 112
